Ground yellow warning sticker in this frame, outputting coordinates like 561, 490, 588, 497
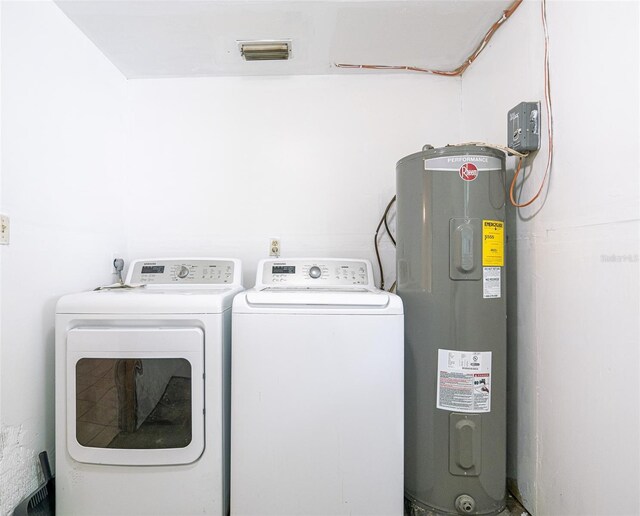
482, 220, 504, 267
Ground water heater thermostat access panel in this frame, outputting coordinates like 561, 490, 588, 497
259, 259, 373, 287
126, 259, 237, 285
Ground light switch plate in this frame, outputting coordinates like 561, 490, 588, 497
0, 214, 10, 245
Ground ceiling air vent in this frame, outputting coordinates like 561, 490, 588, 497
238, 40, 291, 61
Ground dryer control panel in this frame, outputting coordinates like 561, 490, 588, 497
126, 259, 239, 286
258, 259, 374, 288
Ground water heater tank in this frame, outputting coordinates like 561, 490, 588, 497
396, 145, 507, 515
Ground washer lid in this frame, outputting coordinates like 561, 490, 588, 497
245, 289, 390, 307
234, 288, 403, 315
56, 285, 244, 314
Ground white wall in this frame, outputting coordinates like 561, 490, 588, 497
124, 75, 461, 285
461, 1, 640, 514
0, 1, 127, 513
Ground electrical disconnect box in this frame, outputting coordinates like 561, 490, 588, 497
507, 101, 541, 152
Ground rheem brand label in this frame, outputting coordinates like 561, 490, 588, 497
459, 162, 478, 181
423, 155, 502, 172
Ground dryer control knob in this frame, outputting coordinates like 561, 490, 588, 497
176, 265, 190, 279
309, 266, 322, 279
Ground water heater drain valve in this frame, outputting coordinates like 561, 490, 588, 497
455, 494, 476, 514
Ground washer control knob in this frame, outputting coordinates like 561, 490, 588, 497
176, 265, 190, 279
309, 266, 322, 279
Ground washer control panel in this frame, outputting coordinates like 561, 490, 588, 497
126, 259, 238, 286
259, 259, 373, 287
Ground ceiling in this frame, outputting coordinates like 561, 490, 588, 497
54, 0, 515, 79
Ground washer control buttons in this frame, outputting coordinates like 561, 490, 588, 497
264, 261, 370, 286
176, 265, 190, 279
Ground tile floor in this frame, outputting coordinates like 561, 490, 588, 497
502, 492, 531, 516
75, 358, 120, 447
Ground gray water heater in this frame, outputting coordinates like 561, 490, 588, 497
396, 145, 507, 515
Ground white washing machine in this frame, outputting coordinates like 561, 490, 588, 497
231, 258, 404, 516
55, 258, 243, 516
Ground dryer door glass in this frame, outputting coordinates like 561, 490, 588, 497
75, 357, 192, 449
67, 327, 205, 466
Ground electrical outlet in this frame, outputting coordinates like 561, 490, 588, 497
507, 101, 541, 152
0, 214, 10, 245
269, 238, 281, 257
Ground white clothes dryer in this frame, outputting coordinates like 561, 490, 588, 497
55, 258, 243, 516
231, 258, 404, 516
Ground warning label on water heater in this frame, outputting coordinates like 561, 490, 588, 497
483, 267, 501, 299
437, 350, 492, 413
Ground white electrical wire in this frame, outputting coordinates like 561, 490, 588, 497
540, 0, 554, 181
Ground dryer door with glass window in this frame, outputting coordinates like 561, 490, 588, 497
67, 327, 204, 466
